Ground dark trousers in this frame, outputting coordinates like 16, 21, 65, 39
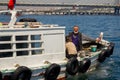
66, 53, 77, 59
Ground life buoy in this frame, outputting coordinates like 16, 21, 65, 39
11, 66, 32, 80
66, 57, 79, 75
44, 63, 61, 80
98, 50, 106, 63
78, 58, 91, 73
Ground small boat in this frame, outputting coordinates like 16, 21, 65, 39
0, 0, 115, 80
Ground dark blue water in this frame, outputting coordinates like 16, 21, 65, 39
0, 15, 120, 80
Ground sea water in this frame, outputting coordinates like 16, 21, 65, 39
0, 14, 120, 80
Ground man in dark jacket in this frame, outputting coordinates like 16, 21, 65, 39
69, 25, 95, 52
69, 26, 82, 51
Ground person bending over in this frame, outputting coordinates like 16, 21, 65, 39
65, 36, 77, 59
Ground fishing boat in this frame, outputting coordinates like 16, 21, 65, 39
0, 0, 115, 80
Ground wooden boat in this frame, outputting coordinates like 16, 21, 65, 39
0, 0, 114, 80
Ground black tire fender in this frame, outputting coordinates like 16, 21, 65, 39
78, 58, 91, 73
109, 42, 115, 55
104, 49, 110, 57
0, 71, 2, 80
44, 63, 61, 80
19, 18, 37, 22
66, 57, 79, 75
11, 66, 32, 80
98, 50, 106, 63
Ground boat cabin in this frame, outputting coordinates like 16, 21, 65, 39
0, 24, 66, 70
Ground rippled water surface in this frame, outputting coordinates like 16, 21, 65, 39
0, 14, 120, 80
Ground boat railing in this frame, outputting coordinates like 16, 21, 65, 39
0, 33, 44, 58
0, 22, 59, 28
